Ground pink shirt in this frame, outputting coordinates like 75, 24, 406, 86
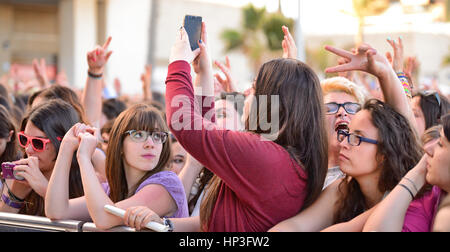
402, 186, 445, 232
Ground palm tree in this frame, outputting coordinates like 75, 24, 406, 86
352, 0, 390, 45
220, 4, 294, 72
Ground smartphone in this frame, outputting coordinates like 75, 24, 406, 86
1, 162, 24, 181
183, 15, 202, 51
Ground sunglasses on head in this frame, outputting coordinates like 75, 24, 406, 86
325, 102, 361, 115
17, 132, 62, 152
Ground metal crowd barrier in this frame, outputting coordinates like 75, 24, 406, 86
0, 212, 138, 232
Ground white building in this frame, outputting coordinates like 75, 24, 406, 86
0, 0, 449, 95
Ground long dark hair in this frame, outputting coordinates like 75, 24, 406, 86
414, 91, 450, 130
200, 58, 329, 229
106, 104, 171, 203
334, 99, 422, 223
19, 99, 83, 216
0, 105, 19, 163
28, 85, 89, 124
442, 114, 450, 142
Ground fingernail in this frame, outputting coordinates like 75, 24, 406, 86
387, 37, 391, 41
199, 39, 203, 44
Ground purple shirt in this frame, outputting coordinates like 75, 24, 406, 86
402, 186, 445, 232
102, 171, 189, 218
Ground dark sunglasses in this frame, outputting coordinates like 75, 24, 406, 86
337, 130, 378, 146
325, 102, 361, 115
17, 132, 62, 152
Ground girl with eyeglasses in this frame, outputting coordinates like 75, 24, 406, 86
270, 99, 422, 231
270, 42, 423, 232
121, 23, 329, 232
45, 104, 188, 230
321, 77, 366, 189
0, 100, 85, 216
364, 114, 450, 232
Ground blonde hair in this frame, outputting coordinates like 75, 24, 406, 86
321, 77, 366, 105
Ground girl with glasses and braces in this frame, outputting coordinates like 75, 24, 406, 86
0, 100, 85, 216
321, 77, 366, 189
45, 104, 189, 230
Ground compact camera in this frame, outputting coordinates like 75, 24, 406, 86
1, 162, 25, 181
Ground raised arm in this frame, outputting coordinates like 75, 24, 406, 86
386, 37, 413, 99
325, 44, 418, 132
214, 56, 238, 94
81, 37, 113, 128
281, 25, 298, 60
167, 26, 296, 203
178, 154, 204, 200
32, 58, 50, 89
45, 123, 91, 221
192, 22, 214, 97
141, 64, 153, 102
363, 155, 428, 232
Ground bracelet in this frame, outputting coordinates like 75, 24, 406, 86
396, 71, 406, 77
403, 177, 419, 193
1, 194, 24, 209
397, 75, 412, 99
398, 184, 415, 200
162, 217, 174, 232
88, 71, 103, 79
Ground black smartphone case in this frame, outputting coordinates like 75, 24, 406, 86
183, 15, 202, 51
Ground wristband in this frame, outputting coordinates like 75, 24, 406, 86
1, 194, 24, 209
398, 184, 415, 200
162, 217, 174, 232
88, 71, 103, 79
403, 177, 419, 193
397, 73, 412, 99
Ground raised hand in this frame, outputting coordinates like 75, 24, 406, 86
87, 37, 113, 75
325, 44, 392, 79
61, 123, 94, 152
32, 58, 50, 88
141, 64, 152, 101
385, 37, 404, 73
114, 78, 122, 96
404, 56, 419, 81
214, 56, 237, 93
192, 22, 212, 75
169, 26, 201, 64
76, 131, 99, 162
282, 26, 297, 60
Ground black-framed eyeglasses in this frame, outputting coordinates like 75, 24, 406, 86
325, 102, 361, 115
125, 130, 168, 144
337, 130, 378, 146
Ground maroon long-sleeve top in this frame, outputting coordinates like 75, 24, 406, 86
165, 60, 308, 232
